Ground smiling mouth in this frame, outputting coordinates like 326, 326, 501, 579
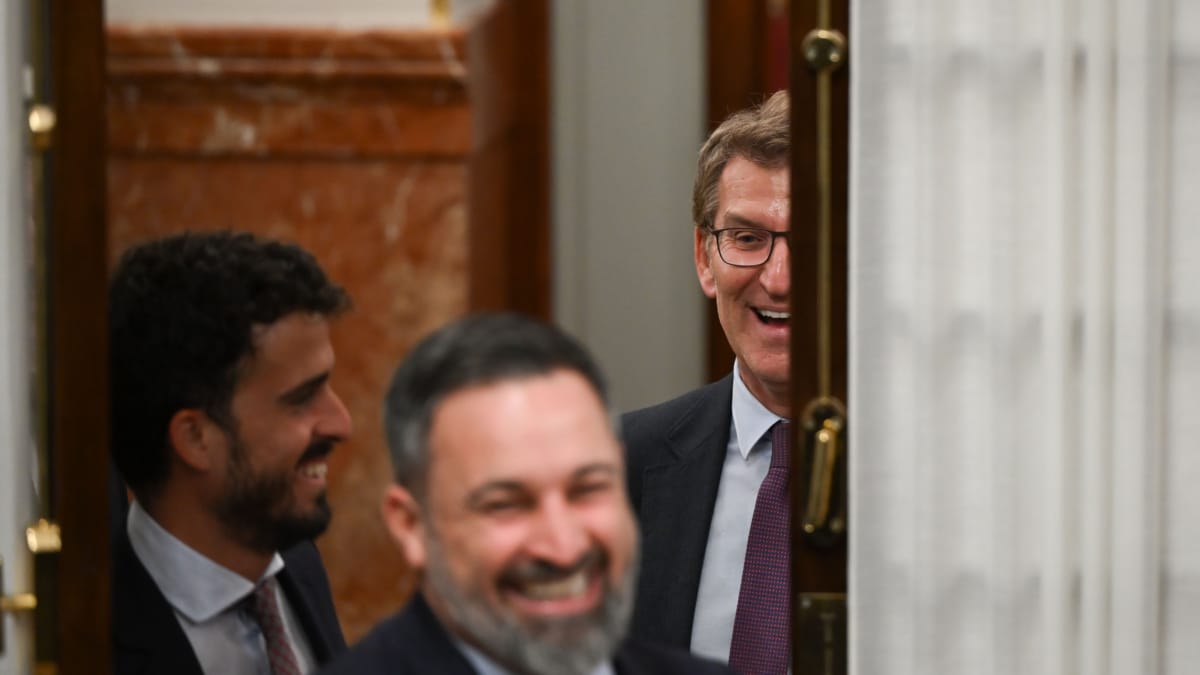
499, 551, 606, 614
513, 569, 591, 601
297, 439, 335, 483
754, 308, 790, 325
298, 462, 328, 480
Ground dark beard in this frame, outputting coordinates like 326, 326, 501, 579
214, 434, 333, 554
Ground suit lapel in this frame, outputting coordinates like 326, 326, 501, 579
113, 532, 204, 675
634, 376, 732, 646
277, 559, 337, 662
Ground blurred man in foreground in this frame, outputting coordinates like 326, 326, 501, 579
322, 313, 730, 675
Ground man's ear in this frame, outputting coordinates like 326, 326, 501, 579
166, 409, 224, 472
695, 228, 717, 299
382, 484, 427, 569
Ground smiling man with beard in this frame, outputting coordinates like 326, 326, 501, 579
319, 314, 731, 675
110, 232, 351, 675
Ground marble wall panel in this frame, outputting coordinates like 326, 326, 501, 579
105, 14, 517, 640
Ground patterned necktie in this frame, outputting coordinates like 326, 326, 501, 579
728, 420, 792, 674
247, 576, 303, 675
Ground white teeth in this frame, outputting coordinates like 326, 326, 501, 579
520, 571, 589, 600
300, 462, 328, 480
759, 309, 790, 320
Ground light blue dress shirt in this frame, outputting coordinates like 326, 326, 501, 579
688, 361, 785, 663
126, 501, 318, 674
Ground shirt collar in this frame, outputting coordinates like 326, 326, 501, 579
731, 360, 787, 459
453, 636, 615, 675
127, 500, 285, 623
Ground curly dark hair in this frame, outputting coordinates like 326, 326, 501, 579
110, 231, 350, 502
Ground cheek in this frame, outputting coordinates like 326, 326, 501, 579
444, 521, 526, 579
712, 267, 755, 301
583, 503, 637, 564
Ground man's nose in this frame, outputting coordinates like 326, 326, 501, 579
525, 498, 590, 567
759, 235, 791, 296
318, 388, 353, 441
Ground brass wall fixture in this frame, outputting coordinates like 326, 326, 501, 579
27, 103, 55, 151
25, 521, 61, 555
798, 7, 848, 550
0, 557, 38, 655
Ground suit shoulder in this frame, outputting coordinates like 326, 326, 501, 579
318, 597, 476, 675
615, 639, 735, 674
620, 376, 732, 445
318, 613, 412, 675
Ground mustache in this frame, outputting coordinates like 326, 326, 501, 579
500, 547, 606, 586
299, 437, 337, 464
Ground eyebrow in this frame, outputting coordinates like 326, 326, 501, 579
463, 462, 621, 509
278, 371, 331, 406
721, 214, 773, 230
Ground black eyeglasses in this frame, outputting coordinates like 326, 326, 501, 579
708, 227, 791, 267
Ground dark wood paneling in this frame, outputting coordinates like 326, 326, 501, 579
49, 1, 110, 672
788, 0, 850, 600
704, 0, 765, 382
508, 0, 550, 319
704, 0, 773, 382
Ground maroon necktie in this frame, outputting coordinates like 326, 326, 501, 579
728, 421, 792, 674
247, 577, 303, 675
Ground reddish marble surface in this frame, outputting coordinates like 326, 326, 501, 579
106, 21, 498, 641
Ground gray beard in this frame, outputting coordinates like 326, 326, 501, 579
424, 534, 639, 675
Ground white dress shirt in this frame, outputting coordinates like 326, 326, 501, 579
688, 361, 786, 663
126, 501, 318, 674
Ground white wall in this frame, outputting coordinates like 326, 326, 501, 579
0, 0, 35, 671
103, 0, 709, 413
552, 0, 706, 412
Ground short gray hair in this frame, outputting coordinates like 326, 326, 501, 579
692, 90, 790, 232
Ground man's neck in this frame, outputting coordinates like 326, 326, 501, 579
736, 369, 790, 418
143, 496, 274, 582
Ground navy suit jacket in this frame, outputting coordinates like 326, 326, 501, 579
113, 530, 346, 675
319, 593, 733, 675
621, 375, 733, 650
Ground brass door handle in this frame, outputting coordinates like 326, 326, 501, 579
799, 397, 847, 547
802, 416, 843, 535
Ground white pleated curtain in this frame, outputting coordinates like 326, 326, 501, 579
848, 0, 1200, 673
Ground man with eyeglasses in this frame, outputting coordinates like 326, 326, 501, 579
622, 90, 792, 673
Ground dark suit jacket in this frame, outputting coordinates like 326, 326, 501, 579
318, 593, 733, 675
621, 375, 733, 650
114, 530, 346, 675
